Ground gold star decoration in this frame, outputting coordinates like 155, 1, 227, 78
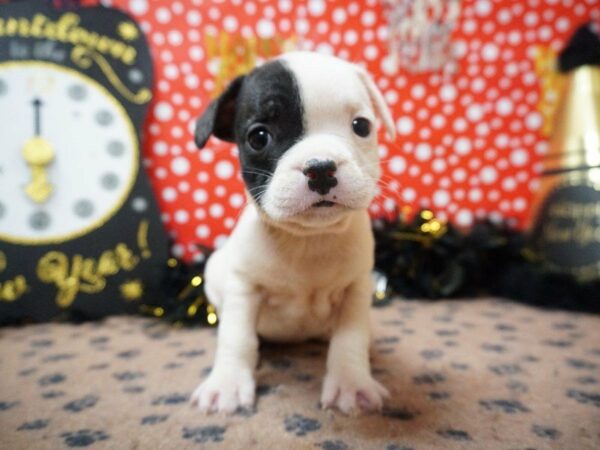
117, 22, 139, 41
120, 279, 143, 301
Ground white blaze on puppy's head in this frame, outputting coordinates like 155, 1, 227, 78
194, 51, 395, 232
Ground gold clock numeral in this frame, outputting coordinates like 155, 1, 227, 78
23, 137, 54, 204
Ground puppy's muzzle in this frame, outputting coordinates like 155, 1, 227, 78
303, 158, 338, 196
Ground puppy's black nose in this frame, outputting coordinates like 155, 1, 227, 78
303, 159, 338, 195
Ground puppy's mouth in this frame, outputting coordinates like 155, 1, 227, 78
313, 200, 335, 208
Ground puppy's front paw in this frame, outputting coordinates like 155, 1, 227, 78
190, 368, 255, 414
321, 370, 389, 415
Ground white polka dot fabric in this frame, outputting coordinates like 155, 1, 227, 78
102, 0, 599, 259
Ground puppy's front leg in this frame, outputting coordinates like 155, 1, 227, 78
321, 276, 389, 414
191, 285, 261, 414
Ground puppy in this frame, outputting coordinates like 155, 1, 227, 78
191, 51, 395, 415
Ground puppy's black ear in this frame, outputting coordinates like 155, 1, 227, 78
194, 75, 246, 149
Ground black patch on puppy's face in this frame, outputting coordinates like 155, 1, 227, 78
194, 60, 304, 204
234, 61, 304, 202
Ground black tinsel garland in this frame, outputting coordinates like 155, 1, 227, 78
374, 210, 600, 314
139, 245, 218, 326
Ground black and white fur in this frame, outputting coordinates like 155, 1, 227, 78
191, 51, 395, 415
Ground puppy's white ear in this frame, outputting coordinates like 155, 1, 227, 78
355, 66, 396, 141
194, 75, 246, 149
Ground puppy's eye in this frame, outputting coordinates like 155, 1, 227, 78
247, 126, 272, 151
352, 117, 371, 137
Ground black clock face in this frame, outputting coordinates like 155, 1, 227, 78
0, 61, 139, 244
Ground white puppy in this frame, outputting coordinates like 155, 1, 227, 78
191, 51, 395, 415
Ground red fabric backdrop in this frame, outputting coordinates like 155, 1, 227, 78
102, 0, 599, 260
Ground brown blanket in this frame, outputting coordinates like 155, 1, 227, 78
1, 299, 599, 449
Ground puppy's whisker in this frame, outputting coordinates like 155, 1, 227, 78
377, 176, 403, 190
247, 184, 269, 204
378, 181, 404, 200
375, 180, 403, 205
242, 171, 272, 179
376, 178, 398, 190
377, 179, 402, 196
373, 191, 404, 212
247, 183, 269, 194
252, 190, 268, 202
375, 191, 401, 205
242, 170, 275, 181
242, 167, 274, 176
255, 192, 269, 208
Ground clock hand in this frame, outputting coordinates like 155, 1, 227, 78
23, 98, 55, 204
33, 98, 42, 135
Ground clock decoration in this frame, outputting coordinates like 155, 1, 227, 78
0, 0, 169, 323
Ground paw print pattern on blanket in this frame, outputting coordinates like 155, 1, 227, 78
60, 430, 109, 448
17, 419, 50, 431
284, 414, 322, 436
0, 299, 599, 449
181, 425, 226, 443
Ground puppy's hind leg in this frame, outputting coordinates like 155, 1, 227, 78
191, 281, 262, 414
